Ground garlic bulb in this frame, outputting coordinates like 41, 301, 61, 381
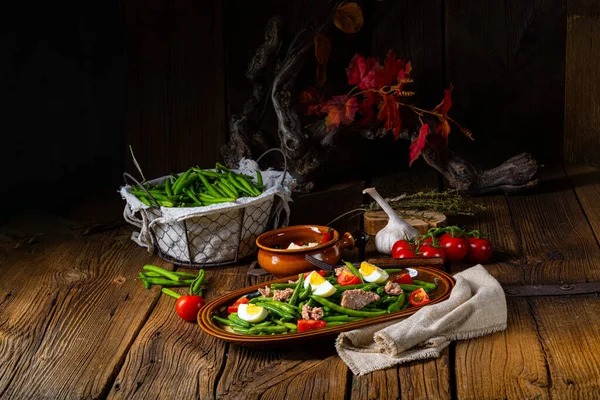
363, 187, 419, 255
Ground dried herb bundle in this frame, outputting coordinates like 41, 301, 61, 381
363, 189, 486, 216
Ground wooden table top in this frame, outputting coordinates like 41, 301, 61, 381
2, 165, 600, 399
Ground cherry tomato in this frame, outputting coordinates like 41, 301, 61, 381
175, 295, 206, 321
227, 296, 250, 314
391, 240, 414, 258
439, 234, 469, 262
419, 244, 446, 263
297, 319, 327, 332
392, 249, 417, 259
337, 271, 361, 286
393, 273, 413, 285
466, 237, 493, 263
409, 288, 431, 307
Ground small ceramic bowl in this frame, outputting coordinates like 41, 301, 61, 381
255, 225, 355, 277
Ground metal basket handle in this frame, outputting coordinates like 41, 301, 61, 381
123, 172, 160, 207
255, 148, 288, 186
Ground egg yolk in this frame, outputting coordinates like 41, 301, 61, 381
360, 261, 377, 276
244, 304, 263, 315
308, 271, 326, 285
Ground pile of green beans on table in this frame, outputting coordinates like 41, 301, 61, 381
138, 264, 206, 296
129, 162, 264, 208
212, 269, 438, 336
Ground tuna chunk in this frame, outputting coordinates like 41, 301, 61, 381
258, 286, 272, 297
334, 266, 351, 276
301, 305, 325, 320
384, 281, 403, 295
340, 289, 380, 310
273, 288, 294, 302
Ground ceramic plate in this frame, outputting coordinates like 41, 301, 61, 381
198, 267, 455, 347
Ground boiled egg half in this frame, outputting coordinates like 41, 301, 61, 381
303, 271, 336, 297
359, 262, 389, 284
237, 303, 268, 323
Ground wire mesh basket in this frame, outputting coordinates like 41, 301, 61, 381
120, 149, 293, 268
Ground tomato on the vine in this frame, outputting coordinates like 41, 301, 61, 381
392, 249, 417, 259
391, 240, 413, 257
440, 234, 468, 262
175, 295, 206, 321
419, 244, 446, 263
466, 237, 493, 263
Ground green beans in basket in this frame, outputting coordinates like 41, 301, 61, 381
127, 162, 265, 208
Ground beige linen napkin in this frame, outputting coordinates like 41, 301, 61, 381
335, 264, 507, 376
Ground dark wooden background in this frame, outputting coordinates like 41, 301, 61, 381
2, 0, 598, 221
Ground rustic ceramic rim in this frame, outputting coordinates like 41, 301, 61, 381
198, 267, 456, 344
255, 225, 339, 253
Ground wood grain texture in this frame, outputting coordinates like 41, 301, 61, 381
566, 165, 600, 243
531, 295, 600, 398
445, 0, 566, 167
505, 166, 600, 284
122, 0, 227, 180
454, 298, 550, 400
564, 0, 600, 165
214, 272, 348, 400
350, 348, 451, 400
107, 266, 250, 399
0, 226, 163, 399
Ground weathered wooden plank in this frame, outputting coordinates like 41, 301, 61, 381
108, 266, 250, 399
351, 348, 451, 400
0, 227, 163, 399
454, 298, 550, 400
505, 167, 600, 284
445, 0, 566, 167
566, 165, 600, 243
564, 0, 600, 165
531, 295, 600, 398
122, 0, 227, 180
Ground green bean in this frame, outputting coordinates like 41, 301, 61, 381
232, 326, 249, 334
145, 278, 195, 287
139, 196, 151, 206
256, 170, 263, 189
227, 173, 253, 196
249, 296, 272, 304
190, 269, 205, 296
383, 296, 398, 304
311, 295, 388, 317
266, 301, 299, 316
343, 261, 364, 283
139, 273, 150, 289
228, 313, 250, 328
216, 182, 236, 199
252, 320, 274, 327
219, 178, 240, 197
323, 321, 350, 327
158, 200, 175, 207
237, 176, 260, 196
183, 187, 201, 204
382, 268, 405, 273
376, 287, 385, 295
306, 298, 315, 307
271, 283, 298, 290
172, 168, 192, 194
212, 316, 232, 326
413, 279, 437, 290
176, 174, 200, 194
142, 265, 181, 282
333, 283, 379, 292
399, 284, 435, 293
161, 288, 181, 299
288, 273, 303, 306
202, 197, 236, 204
164, 178, 173, 197
299, 285, 312, 301
197, 172, 221, 198
192, 168, 221, 178
254, 302, 295, 320
215, 162, 231, 173
143, 270, 197, 279
248, 325, 288, 335
283, 321, 297, 330
387, 293, 406, 313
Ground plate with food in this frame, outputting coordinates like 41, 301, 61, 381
198, 262, 455, 347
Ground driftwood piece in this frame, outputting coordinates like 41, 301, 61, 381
222, 4, 538, 195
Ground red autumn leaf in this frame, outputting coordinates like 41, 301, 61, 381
377, 94, 402, 139
299, 88, 326, 116
358, 92, 377, 126
433, 84, 454, 142
346, 54, 381, 90
322, 95, 359, 131
334, 2, 364, 34
380, 51, 406, 86
409, 123, 430, 166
